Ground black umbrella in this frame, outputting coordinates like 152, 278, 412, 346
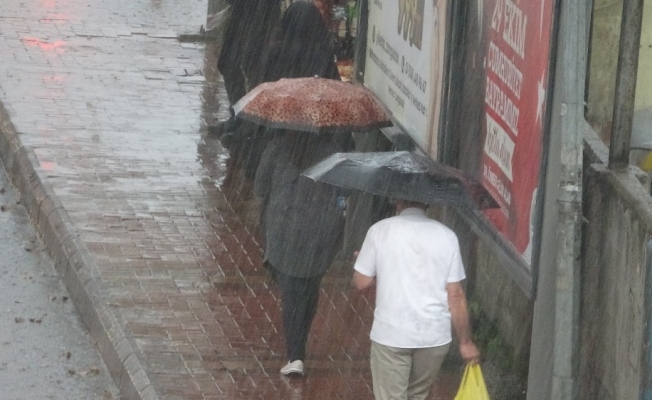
302, 151, 500, 210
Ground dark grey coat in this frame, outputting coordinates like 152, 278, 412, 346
254, 134, 345, 278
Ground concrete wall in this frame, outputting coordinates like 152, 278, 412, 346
437, 208, 534, 371
579, 1, 652, 394
578, 136, 652, 399
469, 234, 533, 369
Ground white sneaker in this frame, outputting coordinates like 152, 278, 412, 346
280, 360, 304, 375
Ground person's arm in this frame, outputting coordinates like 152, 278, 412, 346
352, 229, 377, 290
353, 270, 375, 290
447, 281, 480, 364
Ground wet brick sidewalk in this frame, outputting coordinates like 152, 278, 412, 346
0, 1, 460, 399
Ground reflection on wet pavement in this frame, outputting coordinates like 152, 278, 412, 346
0, 0, 459, 398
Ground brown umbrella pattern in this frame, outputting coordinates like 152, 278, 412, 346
233, 77, 392, 134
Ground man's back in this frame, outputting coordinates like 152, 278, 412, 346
354, 207, 466, 348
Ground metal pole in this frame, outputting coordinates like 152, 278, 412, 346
608, 0, 645, 169
551, 0, 587, 397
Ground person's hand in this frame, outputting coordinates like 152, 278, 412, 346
459, 341, 480, 365
352, 251, 359, 261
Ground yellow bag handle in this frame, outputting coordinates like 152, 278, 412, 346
453, 364, 490, 400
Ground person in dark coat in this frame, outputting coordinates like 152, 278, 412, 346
219, 1, 345, 184
212, 0, 282, 189
256, 1, 340, 85
253, 3, 354, 376
254, 132, 347, 376
231, 0, 352, 181
212, 0, 281, 135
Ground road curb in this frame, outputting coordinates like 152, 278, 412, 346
0, 103, 159, 400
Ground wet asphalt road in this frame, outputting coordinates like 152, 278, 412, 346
0, 160, 121, 400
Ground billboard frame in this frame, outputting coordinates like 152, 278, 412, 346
354, 0, 562, 297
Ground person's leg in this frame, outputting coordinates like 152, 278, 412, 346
276, 271, 322, 361
216, 4, 247, 107
275, 271, 300, 360
406, 343, 450, 400
284, 275, 322, 361
370, 341, 412, 400
297, 276, 322, 358
211, 40, 243, 136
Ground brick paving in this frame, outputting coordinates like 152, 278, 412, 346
0, 1, 460, 399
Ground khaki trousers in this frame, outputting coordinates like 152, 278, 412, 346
370, 340, 451, 400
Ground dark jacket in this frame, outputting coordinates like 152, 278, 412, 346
232, 1, 350, 181
217, 0, 281, 104
254, 134, 345, 278
255, 1, 340, 86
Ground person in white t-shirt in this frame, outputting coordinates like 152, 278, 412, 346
353, 199, 480, 400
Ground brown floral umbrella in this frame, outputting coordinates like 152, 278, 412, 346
232, 77, 392, 134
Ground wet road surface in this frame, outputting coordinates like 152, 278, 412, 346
0, 159, 122, 400
0, 0, 460, 398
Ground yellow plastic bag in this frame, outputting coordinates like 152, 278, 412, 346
453, 364, 490, 400
639, 150, 652, 171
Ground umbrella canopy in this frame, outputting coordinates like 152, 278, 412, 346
302, 151, 500, 210
233, 77, 392, 134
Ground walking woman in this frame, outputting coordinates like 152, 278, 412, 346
255, 133, 347, 376
253, 2, 351, 375
256, 0, 340, 84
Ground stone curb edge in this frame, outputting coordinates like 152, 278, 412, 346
0, 104, 159, 400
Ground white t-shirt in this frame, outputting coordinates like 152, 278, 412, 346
354, 208, 466, 348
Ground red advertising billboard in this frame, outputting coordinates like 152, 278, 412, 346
480, 0, 555, 266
